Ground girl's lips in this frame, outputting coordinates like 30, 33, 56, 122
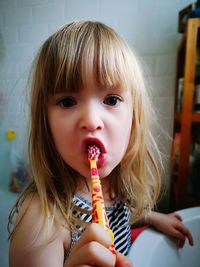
96, 153, 107, 168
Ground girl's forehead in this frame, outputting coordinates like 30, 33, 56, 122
79, 73, 125, 93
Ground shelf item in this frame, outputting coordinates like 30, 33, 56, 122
194, 76, 200, 112
177, 78, 184, 112
171, 132, 181, 175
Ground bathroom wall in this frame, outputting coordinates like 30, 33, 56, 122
0, 0, 193, 200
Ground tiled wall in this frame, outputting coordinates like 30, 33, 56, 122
0, 0, 193, 197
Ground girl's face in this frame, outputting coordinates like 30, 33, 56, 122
47, 76, 133, 180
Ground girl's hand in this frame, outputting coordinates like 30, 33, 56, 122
65, 223, 132, 267
147, 212, 194, 248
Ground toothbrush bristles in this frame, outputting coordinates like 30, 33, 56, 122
88, 145, 100, 161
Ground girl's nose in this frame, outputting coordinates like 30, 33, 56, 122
79, 103, 104, 131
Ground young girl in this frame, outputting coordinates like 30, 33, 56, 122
8, 21, 193, 267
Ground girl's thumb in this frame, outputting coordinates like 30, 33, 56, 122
115, 252, 133, 267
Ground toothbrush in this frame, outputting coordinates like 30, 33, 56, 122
88, 145, 115, 254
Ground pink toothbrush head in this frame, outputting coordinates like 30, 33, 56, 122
88, 145, 100, 161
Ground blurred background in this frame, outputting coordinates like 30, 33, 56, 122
0, 0, 197, 266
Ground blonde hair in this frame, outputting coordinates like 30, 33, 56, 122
9, 21, 162, 236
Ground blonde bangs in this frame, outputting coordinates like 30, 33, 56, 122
79, 25, 132, 91
36, 21, 134, 98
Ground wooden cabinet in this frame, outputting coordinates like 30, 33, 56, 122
171, 18, 200, 210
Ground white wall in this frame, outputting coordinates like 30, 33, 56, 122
0, 0, 193, 196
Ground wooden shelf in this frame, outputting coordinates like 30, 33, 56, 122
175, 112, 200, 123
170, 18, 200, 211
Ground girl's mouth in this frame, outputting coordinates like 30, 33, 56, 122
82, 138, 107, 168
82, 138, 106, 154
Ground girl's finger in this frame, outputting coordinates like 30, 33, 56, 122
175, 223, 194, 246
116, 252, 133, 267
173, 213, 183, 221
66, 241, 115, 267
178, 238, 185, 249
71, 223, 113, 254
171, 228, 187, 248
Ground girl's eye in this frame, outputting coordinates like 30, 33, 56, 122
104, 95, 122, 106
57, 97, 77, 108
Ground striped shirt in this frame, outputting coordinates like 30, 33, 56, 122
67, 195, 131, 257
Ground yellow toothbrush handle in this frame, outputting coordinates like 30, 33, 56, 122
90, 159, 115, 254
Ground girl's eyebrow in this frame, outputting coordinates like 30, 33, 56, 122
53, 89, 79, 96
105, 85, 125, 94
48, 91, 76, 101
